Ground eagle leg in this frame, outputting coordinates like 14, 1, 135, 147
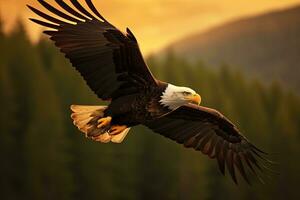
97, 116, 112, 128
109, 125, 128, 135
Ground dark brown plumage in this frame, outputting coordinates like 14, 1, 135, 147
28, 0, 156, 101
145, 104, 273, 184
28, 0, 273, 184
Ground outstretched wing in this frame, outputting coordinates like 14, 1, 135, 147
28, 0, 157, 100
144, 104, 272, 184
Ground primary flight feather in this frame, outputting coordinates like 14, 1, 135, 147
28, 0, 272, 184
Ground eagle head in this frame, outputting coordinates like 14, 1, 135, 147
160, 84, 201, 110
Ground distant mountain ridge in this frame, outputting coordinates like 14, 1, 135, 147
168, 5, 300, 92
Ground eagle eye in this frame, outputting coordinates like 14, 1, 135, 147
182, 91, 192, 96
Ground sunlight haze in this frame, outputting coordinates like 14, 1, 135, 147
0, 0, 299, 55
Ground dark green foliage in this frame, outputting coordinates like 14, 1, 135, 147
0, 23, 300, 200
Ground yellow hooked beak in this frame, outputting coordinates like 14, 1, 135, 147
186, 93, 201, 105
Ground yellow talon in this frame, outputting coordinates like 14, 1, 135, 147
97, 116, 112, 128
109, 125, 127, 135
92, 132, 111, 143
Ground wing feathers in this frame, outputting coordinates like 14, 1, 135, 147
28, 5, 70, 25
70, 0, 96, 20
55, 0, 89, 21
28, 0, 157, 100
196, 130, 214, 151
85, 0, 107, 21
43, 30, 57, 36
29, 18, 59, 29
37, 0, 81, 23
226, 149, 237, 184
217, 142, 226, 175
235, 154, 250, 184
145, 104, 273, 184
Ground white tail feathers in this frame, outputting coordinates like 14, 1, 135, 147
70, 105, 130, 143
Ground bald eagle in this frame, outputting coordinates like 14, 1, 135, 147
28, 0, 272, 184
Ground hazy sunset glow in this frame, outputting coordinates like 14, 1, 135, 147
1, 0, 300, 55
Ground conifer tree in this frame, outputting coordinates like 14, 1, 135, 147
0, 64, 19, 199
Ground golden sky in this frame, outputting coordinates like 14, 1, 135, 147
1, 0, 300, 55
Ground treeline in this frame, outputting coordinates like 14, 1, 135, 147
0, 22, 300, 200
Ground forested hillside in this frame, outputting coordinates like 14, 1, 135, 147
1, 22, 300, 200
168, 5, 300, 93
